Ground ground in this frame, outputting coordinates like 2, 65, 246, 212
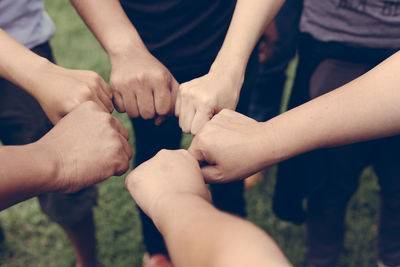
0, 1, 380, 266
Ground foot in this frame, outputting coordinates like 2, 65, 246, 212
142, 253, 172, 267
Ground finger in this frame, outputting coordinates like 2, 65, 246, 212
98, 77, 113, 99
93, 94, 111, 113
190, 109, 213, 135
188, 141, 206, 162
170, 79, 180, 116
136, 88, 155, 119
201, 165, 225, 183
179, 100, 195, 133
119, 134, 133, 159
96, 87, 114, 113
153, 84, 172, 116
112, 90, 126, 113
111, 116, 130, 140
114, 153, 130, 176
175, 91, 182, 117
125, 91, 140, 118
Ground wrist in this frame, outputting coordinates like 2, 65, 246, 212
108, 39, 148, 63
17, 56, 54, 97
24, 141, 60, 194
257, 120, 288, 167
151, 193, 212, 235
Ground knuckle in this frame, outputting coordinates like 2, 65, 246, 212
134, 72, 147, 85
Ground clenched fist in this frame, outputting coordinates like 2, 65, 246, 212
36, 101, 132, 193
125, 149, 211, 220
189, 109, 277, 183
33, 62, 113, 125
110, 48, 179, 120
175, 68, 244, 135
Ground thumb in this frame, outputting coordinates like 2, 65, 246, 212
201, 165, 224, 183
188, 141, 206, 163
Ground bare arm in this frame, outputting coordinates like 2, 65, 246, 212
189, 50, 400, 183
70, 0, 178, 120
176, 0, 285, 134
0, 102, 131, 210
126, 150, 291, 267
0, 29, 113, 124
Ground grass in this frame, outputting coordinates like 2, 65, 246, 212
0, 1, 381, 266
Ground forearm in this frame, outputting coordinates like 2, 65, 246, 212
153, 194, 291, 267
211, 0, 284, 76
0, 29, 53, 96
70, 0, 147, 58
0, 143, 57, 210
260, 51, 400, 165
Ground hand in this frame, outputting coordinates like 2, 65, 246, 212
33, 62, 113, 124
125, 149, 211, 219
35, 101, 132, 193
109, 48, 179, 121
175, 67, 244, 135
258, 21, 278, 64
189, 109, 273, 183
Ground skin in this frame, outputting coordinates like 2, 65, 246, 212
70, 0, 179, 122
70, 0, 284, 132
189, 50, 400, 183
125, 149, 292, 267
175, 0, 284, 134
0, 29, 113, 125
0, 101, 132, 211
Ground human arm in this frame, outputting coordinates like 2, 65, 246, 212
0, 29, 113, 124
125, 149, 291, 267
70, 0, 178, 120
0, 101, 132, 210
189, 50, 400, 183
176, 0, 285, 134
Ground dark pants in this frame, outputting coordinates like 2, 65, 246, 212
274, 34, 400, 267
133, 53, 258, 255
0, 42, 97, 226
247, 0, 302, 122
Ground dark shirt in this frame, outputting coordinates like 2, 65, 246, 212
120, 0, 236, 74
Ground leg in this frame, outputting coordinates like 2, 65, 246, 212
306, 144, 368, 267
374, 135, 400, 267
131, 117, 182, 257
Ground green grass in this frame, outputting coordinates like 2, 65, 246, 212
0, 1, 381, 266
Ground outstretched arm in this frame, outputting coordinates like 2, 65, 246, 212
176, 0, 285, 134
0, 101, 131, 210
189, 50, 400, 183
126, 150, 291, 267
0, 29, 113, 124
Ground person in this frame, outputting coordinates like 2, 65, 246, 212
125, 149, 292, 267
0, 0, 115, 264
188, 49, 400, 184
70, 0, 284, 265
127, 50, 400, 267
271, 2, 400, 266
244, 0, 303, 189
0, 101, 131, 211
